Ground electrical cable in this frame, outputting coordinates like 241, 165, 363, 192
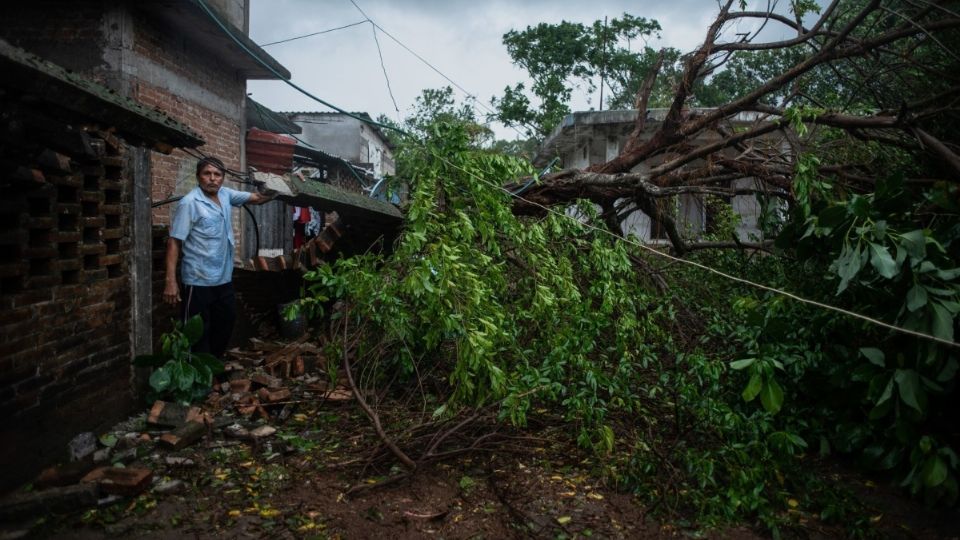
259, 20, 368, 47
195, 0, 408, 136
197, 0, 959, 350
369, 22, 401, 119
243, 204, 261, 256
432, 152, 960, 350
345, 0, 534, 139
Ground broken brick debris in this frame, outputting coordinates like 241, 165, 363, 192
80, 467, 152, 497
147, 400, 208, 428
0, 483, 100, 520
250, 372, 282, 390
229, 379, 252, 393
35, 458, 95, 489
257, 387, 292, 404
158, 421, 206, 450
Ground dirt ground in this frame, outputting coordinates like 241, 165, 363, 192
3, 335, 958, 539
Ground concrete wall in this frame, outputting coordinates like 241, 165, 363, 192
553, 119, 762, 243
291, 113, 396, 178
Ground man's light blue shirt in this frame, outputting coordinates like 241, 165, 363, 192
170, 186, 251, 287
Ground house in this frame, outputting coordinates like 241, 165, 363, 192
533, 109, 772, 243
238, 108, 402, 264
0, 0, 290, 340
284, 111, 396, 187
0, 0, 288, 489
0, 38, 202, 491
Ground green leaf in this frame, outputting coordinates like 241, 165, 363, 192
760, 377, 784, 414
898, 230, 926, 260
931, 302, 955, 342
193, 353, 225, 375
921, 456, 948, 488
906, 285, 928, 312
894, 369, 923, 413
171, 362, 197, 392
729, 358, 757, 370
935, 268, 960, 281
937, 358, 958, 383
875, 376, 894, 406
183, 315, 204, 345
860, 347, 885, 367
835, 244, 863, 293
149, 366, 172, 392
817, 206, 847, 231
868, 242, 898, 279
742, 373, 763, 402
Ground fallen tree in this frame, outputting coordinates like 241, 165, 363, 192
299, 0, 960, 531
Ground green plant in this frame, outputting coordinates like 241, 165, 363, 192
133, 315, 224, 404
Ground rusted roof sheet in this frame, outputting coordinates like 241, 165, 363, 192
0, 37, 203, 151
254, 171, 402, 226
247, 128, 296, 175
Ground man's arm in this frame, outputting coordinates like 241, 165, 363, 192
245, 190, 277, 206
163, 238, 182, 305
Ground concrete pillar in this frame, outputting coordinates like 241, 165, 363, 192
129, 147, 153, 396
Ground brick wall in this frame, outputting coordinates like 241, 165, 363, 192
0, 106, 137, 491
0, 2, 109, 83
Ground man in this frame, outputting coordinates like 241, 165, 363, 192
163, 156, 276, 358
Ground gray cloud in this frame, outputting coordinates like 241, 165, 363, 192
247, 0, 783, 139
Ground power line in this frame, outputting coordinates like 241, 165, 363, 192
434, 154, 960, 350
258, 20, 368, 47
369, 23, 401, 120
195, 0, 406, 136
345, 0, 535, 139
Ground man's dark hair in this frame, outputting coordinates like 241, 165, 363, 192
195, 156, 226, 177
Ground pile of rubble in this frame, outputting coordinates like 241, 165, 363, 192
0, 335, 352, 527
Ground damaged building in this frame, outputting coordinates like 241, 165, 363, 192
0, 0, 290, 490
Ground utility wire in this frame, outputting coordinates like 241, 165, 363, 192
433, 152, 960, 350
195, 0, 407, 136
197, 0, 959, 349
259, 20, 368, 47
345, 0, 535, 139
369, 22, 401, 120
346, 0, 479, 105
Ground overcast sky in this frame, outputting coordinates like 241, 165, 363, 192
247, 1, 773, 139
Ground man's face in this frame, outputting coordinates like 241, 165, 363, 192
197, 163, 224, 196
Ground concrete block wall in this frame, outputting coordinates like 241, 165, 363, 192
0, 124, 136, 491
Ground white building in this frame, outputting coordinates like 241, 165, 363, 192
533, 109, 776, 243
284, 112, 395, 179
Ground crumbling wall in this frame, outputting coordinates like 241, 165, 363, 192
0, 107, 137, 492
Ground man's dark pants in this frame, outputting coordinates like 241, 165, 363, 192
181, 282, 236, 358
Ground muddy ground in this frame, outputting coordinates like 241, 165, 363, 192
3, 335, 958, 539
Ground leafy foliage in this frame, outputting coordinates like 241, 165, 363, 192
133, 315, 224, 404
294, 117, 869, 531
492, 14, 675, 137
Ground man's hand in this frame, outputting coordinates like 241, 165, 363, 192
163, 281, 181, 305
248, 186, 278, 205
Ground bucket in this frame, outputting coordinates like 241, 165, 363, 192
278, 302, 306, 339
